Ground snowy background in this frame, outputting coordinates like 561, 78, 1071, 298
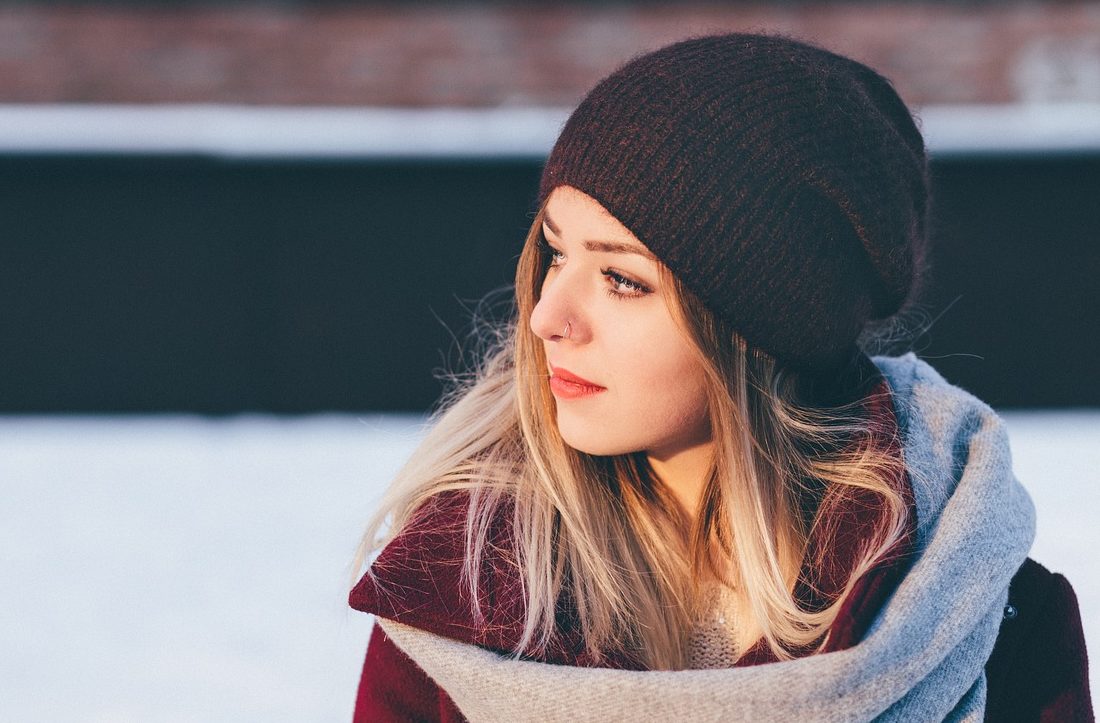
2, 410, 1096, 721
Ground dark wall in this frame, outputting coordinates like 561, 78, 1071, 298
3, 153, 1097, 412
923, 155, 1100, 409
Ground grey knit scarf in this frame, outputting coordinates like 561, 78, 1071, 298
378, 353, 1036, 722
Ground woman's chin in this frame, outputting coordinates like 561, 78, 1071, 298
557, 425, 640, 458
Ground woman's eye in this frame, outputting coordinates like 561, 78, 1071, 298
539, 239, 564, 266
603, 269, 652, 298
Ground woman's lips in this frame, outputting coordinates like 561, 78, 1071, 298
549, 365, 607, 399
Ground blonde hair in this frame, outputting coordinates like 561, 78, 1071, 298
355, 202, 909, 669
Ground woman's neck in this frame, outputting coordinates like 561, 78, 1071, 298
647, 439, 715, 521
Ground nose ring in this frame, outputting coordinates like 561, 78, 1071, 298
563, 321, 572, 340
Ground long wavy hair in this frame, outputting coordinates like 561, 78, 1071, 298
354, 200, 910, 670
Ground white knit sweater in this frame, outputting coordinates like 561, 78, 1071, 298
687, 583, 741, 669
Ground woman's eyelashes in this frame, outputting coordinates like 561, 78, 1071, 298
538, 237, 652, 299
603, 269, 651, 299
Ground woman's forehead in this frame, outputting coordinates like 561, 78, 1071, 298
543, 186, 651, 254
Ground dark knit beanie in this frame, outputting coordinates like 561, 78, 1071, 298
538, 32, 929, 384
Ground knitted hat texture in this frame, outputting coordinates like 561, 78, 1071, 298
538, 32, 929, 379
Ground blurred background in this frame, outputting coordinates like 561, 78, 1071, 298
1, 1, 1097, 720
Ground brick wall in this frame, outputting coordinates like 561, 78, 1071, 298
1, 3, 1099, 107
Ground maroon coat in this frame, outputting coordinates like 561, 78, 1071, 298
349, 382, 1092, 721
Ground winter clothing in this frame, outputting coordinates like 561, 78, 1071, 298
350, 31, 1090, 723
539, 33, 930, 379
350, 353, 1092, 722
986, 558, 1093, 722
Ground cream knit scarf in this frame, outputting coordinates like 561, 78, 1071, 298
378, 353, 1036, 722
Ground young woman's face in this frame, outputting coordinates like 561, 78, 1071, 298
530, 185, 711, 459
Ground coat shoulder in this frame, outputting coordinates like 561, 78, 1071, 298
348, 489, 527, 652
984, 557, 1093, 722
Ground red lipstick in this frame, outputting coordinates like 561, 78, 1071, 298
548, 365, 607, 400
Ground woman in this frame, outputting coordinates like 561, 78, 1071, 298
349, 33, 1091, 721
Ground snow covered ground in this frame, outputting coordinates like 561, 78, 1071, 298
1, 411, 1095, 721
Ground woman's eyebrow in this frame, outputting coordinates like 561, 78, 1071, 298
582, 239, 658, 261
542, 213, 562, 237
542, 213, 657, 261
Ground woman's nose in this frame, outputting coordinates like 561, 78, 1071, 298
530, 276, 585, 343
